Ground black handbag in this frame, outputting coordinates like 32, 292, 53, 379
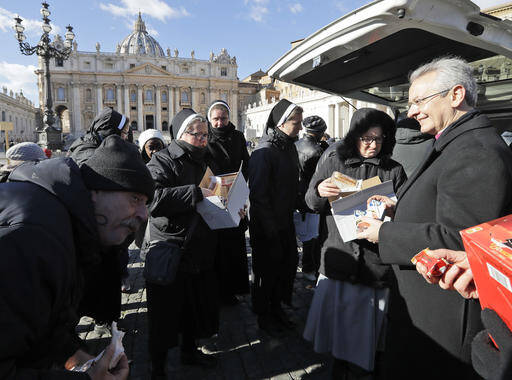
142, 215, 199, 285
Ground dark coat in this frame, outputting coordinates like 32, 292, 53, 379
207, 122, 249, 178
206, 123, 250, 296
295, 134, 328, 213
0, 158, 100, 379
147, 140, 217, 272
306, 108, 407, 287
392, 122, 434, 178
68, 108, 125, 166
379, 111, 512, 377
145, 141, 219, 349
248, 129, 299, 238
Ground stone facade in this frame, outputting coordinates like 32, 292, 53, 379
483, 2, 512, 20
0, 87, 40, 143
37, 14, 239, 140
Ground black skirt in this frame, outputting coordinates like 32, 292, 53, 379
146, 269, 219, 351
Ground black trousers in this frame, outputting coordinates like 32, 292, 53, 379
250, 225, 298, 315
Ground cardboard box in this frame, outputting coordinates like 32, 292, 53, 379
461, 215, 512, 332
330, 177, 396, 242
196, 166, 249, 230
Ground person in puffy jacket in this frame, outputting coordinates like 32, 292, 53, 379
303, 108, 406, 379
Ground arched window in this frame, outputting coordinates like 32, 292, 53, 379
162, 91, 167, 102
200, 92, 206, 104
145, 89, 153, 102
162, 121, 168, 131
221, 67, 227, 76
106, 88, 115, 101
130, 121, 138, 130
130, 90, 136, 102
85, 88, 92, 102
57, 87, 65, 101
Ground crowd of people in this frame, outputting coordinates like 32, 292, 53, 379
1, 55, 512, 380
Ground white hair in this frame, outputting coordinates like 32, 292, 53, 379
409, 56, 478, 107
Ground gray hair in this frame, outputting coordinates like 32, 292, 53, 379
409, 56, 478, 107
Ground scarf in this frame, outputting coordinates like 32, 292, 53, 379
176, 140, 207, 164
209, 122, 235, 141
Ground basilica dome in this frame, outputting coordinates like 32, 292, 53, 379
118, 13, 165, 57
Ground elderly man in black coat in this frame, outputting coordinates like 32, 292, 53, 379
357, 56, 512, 379
248, 99, 303, 336
0, 136, 154, 379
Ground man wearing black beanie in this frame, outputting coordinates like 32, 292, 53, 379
0, 135, 153, 379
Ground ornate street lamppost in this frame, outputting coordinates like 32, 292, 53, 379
13, 2, 75, 149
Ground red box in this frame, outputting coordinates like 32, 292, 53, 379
460, 215, 512, 332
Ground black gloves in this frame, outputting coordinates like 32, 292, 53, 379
472, 308, 512, 380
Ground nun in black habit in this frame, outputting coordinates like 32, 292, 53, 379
248, 99, 303, 336
145, 109, 219, 377
206, 100, 250, 305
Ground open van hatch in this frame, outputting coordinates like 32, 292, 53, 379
268, 0, 512, 122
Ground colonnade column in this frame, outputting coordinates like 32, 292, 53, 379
116, 86, 122, 114
155, 86, 161, 130
96, 85, 103, 113
124, 86, 130, 118
137, 85, 143, 131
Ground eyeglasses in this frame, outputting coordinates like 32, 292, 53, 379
408, 88, 451, 109
185, 131, 209, 140
359, 136, 384, 145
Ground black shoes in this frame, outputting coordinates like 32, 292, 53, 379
272, 307, 296, 330
181, 349, 218, 369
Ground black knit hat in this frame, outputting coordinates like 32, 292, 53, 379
265, 98, 299, 133
170, 108, 201, 140
303, 115, 327, 133
80, 135, 155, 201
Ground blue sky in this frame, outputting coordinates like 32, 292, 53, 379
0, 0, 502, 105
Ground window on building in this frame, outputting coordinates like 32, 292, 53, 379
1, 111, 4, 121
145, 89, 153, 102
84, 61, 91, 69
56, 58, 64, 67
201, 92, 206, 104
57, 87, 65, 101
131, 106, 137, 110
181, 90, 189, 103
181, 66, 189, 74
85, 88, 92, 102
130, 121, 138, 130
105, 62, 114, 70
130, 90, 136, 102
162, 107, 167, 111
200, 68, 206, 75
161, 65, 167, 71
162, 91, 167, 102
106, 88, 115, 101
130, 63, 136, 69
162, 121, 168, 131
221, 67, 227, 76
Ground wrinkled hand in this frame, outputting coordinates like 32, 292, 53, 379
366, 195, 396, 218
415, 249, 478, 299
200, 187, 214, 198
87, 344, 129, 380
317, 178, 341, 198
472, 308, 512, 380
65, 349, 95, 370
355, 216, 383, 244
